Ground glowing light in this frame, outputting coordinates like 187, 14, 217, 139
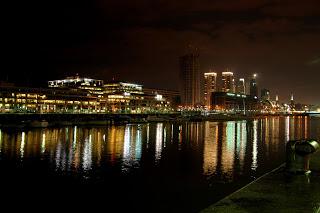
171, 124, 174, 142
82, 134, 92, 171
203, 122, 219, 176
123, 126, 131, 160
155, 123, 163, 162
226, 122, 235, 152
240, 121, 247, 169
163, 127, 167, 147
251, 120, 258, 171
73, 126, 77, 148
204, 72, 217, 76
135, 125, 142, 160
146, 124, 150, 147
155, 94, 163, 101
222, 72, 233, 75
55, 139, 62, 170
227, 93, 235, 97
41, 132, 46, 153
20, 132, 26, 158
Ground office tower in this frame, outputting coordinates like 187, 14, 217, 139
237, 78, 246, 94
221, 70, 234, 92
204, 71, 217, 109
261, 88, 270, 101
250, 73, 258, 98
179, 53, 200, 106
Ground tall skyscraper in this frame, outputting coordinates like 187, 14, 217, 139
237, 78, 246, 94
250, 73, 258, 98
221, 70, 234, 92
179, 53, 200, 106
204, 71, 217, 109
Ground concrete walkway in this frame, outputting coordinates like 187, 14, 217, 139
201, 151, 320, 213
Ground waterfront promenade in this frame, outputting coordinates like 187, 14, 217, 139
201, 151, 320, 213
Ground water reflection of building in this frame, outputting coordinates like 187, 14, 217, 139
236, 121, 247, 170
0, 116, 313, 178
221, 122, 235, 177
251, 120, 258, 171
155, 123, 163, 163
122, 125, 144, 172
203, 121, 248, 179
203, 122, 219, 176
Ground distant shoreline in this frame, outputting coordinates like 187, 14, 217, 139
0, 112, 312, 128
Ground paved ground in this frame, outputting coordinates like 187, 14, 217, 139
201, 151, 320, 213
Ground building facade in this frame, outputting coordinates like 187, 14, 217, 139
179, 53, 201, 107
211, 92, 259, 112
250, 74, 258, 98
221, 70, 234, 93
0, 77, 174, 114
203, 72, 217, 109
0, 87, 101, 113
237, 78, 246, 94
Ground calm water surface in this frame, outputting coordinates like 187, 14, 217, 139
0, 115, 319, 212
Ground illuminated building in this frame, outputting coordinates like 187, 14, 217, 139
179, 53, 201, 107
143, 88, 180, 107
237, 78, 246, 94
221, 70, 234, 93
250, 73, 258, 99
0, 79, 173, 114
104, 81, 172, 113
211, 92, 259, 112
48, 74, 104, 98
48, 74, 104, 88
0, 87, 101, 113
203, 72, 217, 109
104, 81, 143, 95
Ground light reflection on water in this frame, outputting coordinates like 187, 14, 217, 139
0, 115, 319, 212
0, 116, 315, 177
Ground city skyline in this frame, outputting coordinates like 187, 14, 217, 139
2, 0, 320, 105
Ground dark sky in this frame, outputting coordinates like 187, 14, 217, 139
3, 0, 320, 104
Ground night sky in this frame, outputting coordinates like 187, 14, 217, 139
3, 0, 320, 104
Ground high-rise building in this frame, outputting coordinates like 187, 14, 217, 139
203, 71, 217, 109
261, 88, 270, 101
179, 53, 201, 106
237, 78, 246, 94
250, 73, 258, 98
221, 70, 234, 92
